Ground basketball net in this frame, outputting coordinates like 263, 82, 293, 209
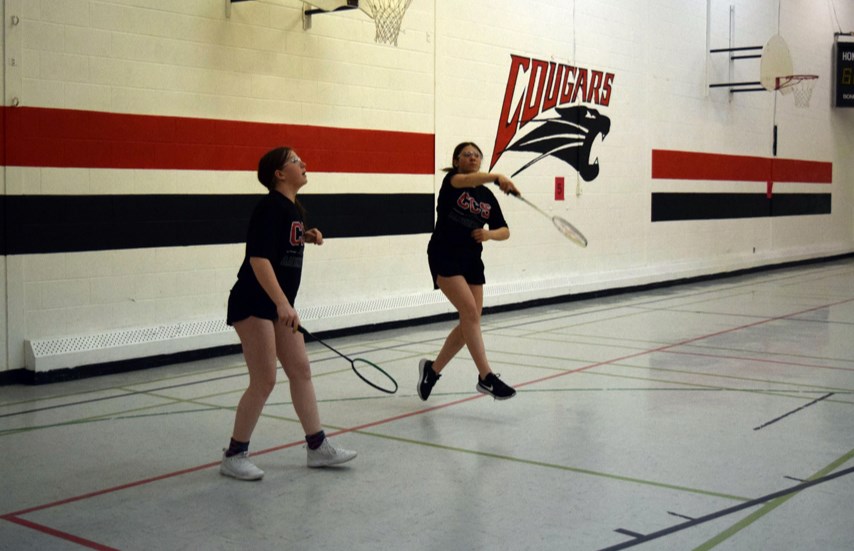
361, 0, 412, 46
775, 75, 818, 108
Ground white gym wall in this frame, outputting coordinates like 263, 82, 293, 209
1, 0, 852, 376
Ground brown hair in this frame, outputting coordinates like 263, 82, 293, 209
257, 146, 306, 220
442, 142, 484, 172
257, 147, 292, 190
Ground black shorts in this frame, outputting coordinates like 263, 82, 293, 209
428, 250, 485, 290
226, 286, 277, 325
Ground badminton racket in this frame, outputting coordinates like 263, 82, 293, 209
495, 181, 588, 248
298, 327, 398, 394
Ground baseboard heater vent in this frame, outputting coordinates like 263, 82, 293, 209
25, 320, 236, 373
22, 280, 580, 374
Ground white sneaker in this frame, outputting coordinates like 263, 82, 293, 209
306, 439, 357, 468
220, 450, 264, 480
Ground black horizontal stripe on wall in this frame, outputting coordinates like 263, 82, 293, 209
651, 192, 831, 222
2, 193, 435, 255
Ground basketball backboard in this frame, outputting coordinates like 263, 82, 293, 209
759, 34, 794, 91
305, 0, 359, 11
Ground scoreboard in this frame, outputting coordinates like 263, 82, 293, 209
835, 41, 854, 108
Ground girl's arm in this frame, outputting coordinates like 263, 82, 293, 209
304, 228, 324, 245
471, 227, 510, 243
249, 257, 299, 329
451, 172, 518, 195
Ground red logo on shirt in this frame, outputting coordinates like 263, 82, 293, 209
290, 221, 305, 246
456, 192, 492, 219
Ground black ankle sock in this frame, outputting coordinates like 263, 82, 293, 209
225, 438, 249, 457
306, 430, 326, 450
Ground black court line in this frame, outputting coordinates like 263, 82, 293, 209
3, 308, 852, 548
614, 529, 644, 538
497, 271, 854, 343
5, 265, 850, 417
598, 465, 854, 551
0, 373, 245, 419
753, 392, 835, 431
0, 341, 395, 419
1, 260, 851, 550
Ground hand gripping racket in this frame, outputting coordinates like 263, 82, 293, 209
298, 327, 398, 394
495, 182, 588, 248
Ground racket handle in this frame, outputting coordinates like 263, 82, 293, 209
493, 179, 520, 196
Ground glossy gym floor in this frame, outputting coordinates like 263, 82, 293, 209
1, 257, 853, 550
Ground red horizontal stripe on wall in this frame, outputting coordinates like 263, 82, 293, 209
0, 107, 5, 166
771, 158, 833, 183
3, 107, 434, 174
652, 149, 832, 184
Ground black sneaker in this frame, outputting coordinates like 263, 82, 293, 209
417, 359, 441, 401
476, 373, 516, 400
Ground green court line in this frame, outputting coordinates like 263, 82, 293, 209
518, 386, 853, 397
348, 429, 753, 502
661, 348, 854, 373
0, 354, 408, 436
495, 313, 854, 368
485, 340, 854, 388
498, 332, 854, 370
0, 386, 244, 436
132, 392, 308, 427
0, 361, 363, 423
4, 359, 850, 438
0, 336, 410, 411
0, 361, 248, 408
586, 365, 854, 395
6, 365, 850, 437
692, 447, 854, 550
524, 331, 854, 370
490, 339, 854, 380
487, 355, 854, 402
676, 343, 854, 369
0, 406, 223, 436
0, 384, 363, 437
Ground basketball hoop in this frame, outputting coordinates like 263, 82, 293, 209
775, 74, 818, 108
359, 0, 412, 46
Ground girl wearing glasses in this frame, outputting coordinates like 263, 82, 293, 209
220, 146, 356, 480
418, 141, 519, 402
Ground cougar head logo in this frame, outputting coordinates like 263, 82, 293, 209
505, 105, 610, 181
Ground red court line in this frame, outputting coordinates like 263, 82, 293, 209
2, 106, 434, 174
4, 295, 853, 548
514, 296, 854, 390
1, 516, 119, 551
661, 349, 854, 373
651, 149, 832, 183
0, 401, 485, 549
3, 462, 222, 517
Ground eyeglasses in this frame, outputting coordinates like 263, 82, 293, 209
459, 151, 482, 159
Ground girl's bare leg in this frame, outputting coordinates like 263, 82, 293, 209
435, 276, 490, 378
231, 317, 278, 442
275, 324, 322, 436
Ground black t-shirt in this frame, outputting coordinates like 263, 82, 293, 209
232, 190, 304, 305
428, 169, 508, 257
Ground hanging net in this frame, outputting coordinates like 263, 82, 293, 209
775, 75, 818, 108
361, 0, 412, 46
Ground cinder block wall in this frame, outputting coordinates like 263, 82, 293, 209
2, 0, 852, 375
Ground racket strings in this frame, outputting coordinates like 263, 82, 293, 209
299, 328, 398, 394
552, 217, 588, 247
350, 358, 398, 394
514, 194, 588, 248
